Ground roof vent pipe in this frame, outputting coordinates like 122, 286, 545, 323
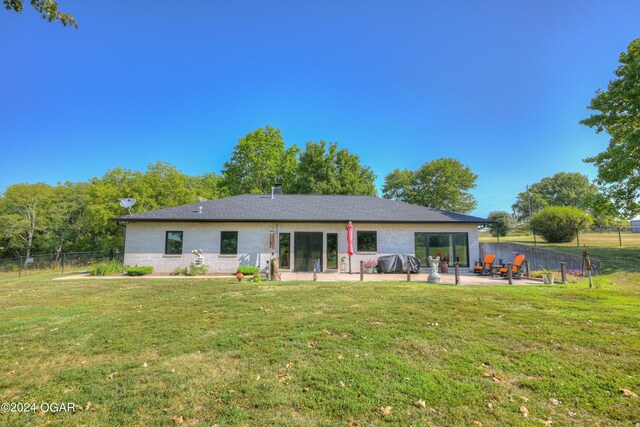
197, 206, 203, 213
270, 187, 275, 199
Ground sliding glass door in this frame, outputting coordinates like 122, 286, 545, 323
414, 232, 469, 267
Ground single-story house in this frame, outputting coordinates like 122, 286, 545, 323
115, 186, 492, 273
631, 217, 640, 233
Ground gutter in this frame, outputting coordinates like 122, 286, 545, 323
110, 218, 496, 225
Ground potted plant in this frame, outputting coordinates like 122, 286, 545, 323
540, 266, 555, 284
364, 259, 377, 274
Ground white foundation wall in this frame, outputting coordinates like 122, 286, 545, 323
124, 221, 480, 273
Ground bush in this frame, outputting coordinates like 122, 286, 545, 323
237, 266, 259, 275
530, 206, 592, 243
125, 266, 154, 276
90, 261, 124, 276
188, 265, 208, 276
171, 267, 187, 276
250, 275, 263, 282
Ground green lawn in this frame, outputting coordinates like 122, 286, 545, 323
1, 252, 639, 425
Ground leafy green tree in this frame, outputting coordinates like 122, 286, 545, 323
47, 182, 89, 257
530, 206, 592, 243
580, 38, 640, 218
188, 172, 226, 200
583, 192, 628, 228
221, 126, 300, 195
487, 211, 514, 241
382, 158, 478, 214
83, 162, 216, 251
3, 0, 77, 28
381, 169, 415, 201
293, 141, 377, 195
512, 173, 598, 221
0, 183, 55, 260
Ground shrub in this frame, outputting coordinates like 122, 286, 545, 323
188, 265, 208, 276
90, 261, 124, 276
125, 266, 154, 276
237, 266, 259, 275
171, 267, 187, 276
530, 206, 592, 243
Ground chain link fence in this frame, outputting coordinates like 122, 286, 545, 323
0, 250, 120, 280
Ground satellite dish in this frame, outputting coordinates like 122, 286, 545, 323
119, 198, 137, 215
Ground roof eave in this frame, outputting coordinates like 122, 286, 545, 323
111, 217, 494, 224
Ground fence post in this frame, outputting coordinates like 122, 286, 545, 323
507, 263, 513, 285
19, 256, 23, 278
406, 264, 411, 282
61, 253, 65, 275
560, 262, 566, 284
525, 260, 530, 279
454, 262, 460, 285
360, 261, 364, 282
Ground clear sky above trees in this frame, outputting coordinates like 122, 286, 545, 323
1, 2, 640, 216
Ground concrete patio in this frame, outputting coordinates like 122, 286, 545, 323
53, 271, 544, 285
278, 271, 543, 285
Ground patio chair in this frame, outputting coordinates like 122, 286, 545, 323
473, 254, 495, 275
499, 254, 525, 279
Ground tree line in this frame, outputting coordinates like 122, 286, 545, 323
0, 126, 479, 259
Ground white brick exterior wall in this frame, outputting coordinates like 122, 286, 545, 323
124, 221, 480, 273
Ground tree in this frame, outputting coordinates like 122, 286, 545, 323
47, 182, 89, 258
583, 192, 627, 228
3, 0, 77, 28
580, 39, 640, 218
293, 141, 377, 195
0, 183, 55, 261
382, 158, 478, 214
381, 169, 415, 201
487, 211, 514, 241
221, 126, 300, 195
83, 162, 214, 251
512, 173, 598, 221
529, 206, 592, 243
188, 172, 226, 201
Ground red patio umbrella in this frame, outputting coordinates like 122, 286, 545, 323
347, 221, 354, 273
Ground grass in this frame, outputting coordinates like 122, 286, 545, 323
0, 253, 639, 425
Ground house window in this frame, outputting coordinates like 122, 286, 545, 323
327, 233, 338, 269
414, 232, 469, 267
221, 231, 238, 255
165, 231, 183, 255
357, 231, 377, 252
279, 233, 290, 269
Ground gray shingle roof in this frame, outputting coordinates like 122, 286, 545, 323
114, 194, 491, 224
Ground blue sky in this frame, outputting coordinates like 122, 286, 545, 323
1, 1, 639, 216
